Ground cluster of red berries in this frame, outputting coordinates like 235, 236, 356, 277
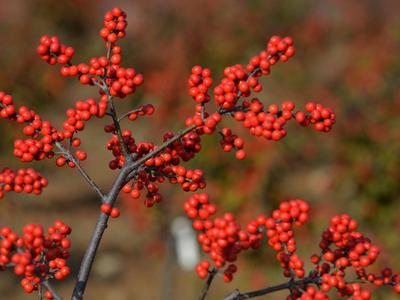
60, 56, 110, 84
188, 65, 213, 104
0, 91, 67, 165
122, 179, 162, 207
214, 63, 257, 110
13, 137, 53, 163
318, 214, 379, 269
4, 94, 105, 167
38, 7, 141, 97
184, 110, 221, 136
184, 193, 263, 282
247, 36, 295, 74
0, 221, 71, 297
167, 166, 206, 192
122, 170, 162, 207
285, 213, 400, 299
213, 35, 295, 111
0, 91, 16, 118
295, 102, 336, 132
64, 98, 106, 135
219, 128, 246, 160
0, 168, 48, 198
234, 99, 289, 141
185, 195, 399, 299
171, 130, 203, 161
106, 64, 144, 98
296, 286, 329, 300
37, 35, 74, 66
59, 46, 143, 97
122, 164, 206, 207
303, 214, 400, 297
99, 7, 127, 44
106, 130, 153, 169
264, 199, 309, 278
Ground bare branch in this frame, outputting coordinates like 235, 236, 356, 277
71, 166, 130, 300
126, 124, 196, 180
198, 268, 218, 300
222, 277, 319, 300
42, 280, 63, 300
55, 141, 105, 201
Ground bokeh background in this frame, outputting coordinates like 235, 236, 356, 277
0, 0, 399, 299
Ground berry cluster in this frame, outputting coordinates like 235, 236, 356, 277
186, 196, 399, 300
214, 63, 256, 110
107, 64, 144, 98
219, 128, 246, 160
214, 36, 295, 110
295, 102, 336, 132
234, 99, 292, 141
105, 130, 141, 169
37, 35, 74, 66
0, 91, 70, 166
5, 96, 102, 167
0, 91, 16, 118
188, 65, 213, 104
167, 166, 206, 192
14, 133, 55, 163
184, 193, 263, 282
122, 164, 206, 207
38, 7, 140, 99
0, 221, 71, 297
0, 168, 48, 198
113, 129, 207, 206
63, 98, 104, 133
297, 286, 329, 300
265, 199, 309, 278
302, 213, 400, 298
99, 7, 127, 44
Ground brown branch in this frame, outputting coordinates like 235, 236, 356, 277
117, 107, 143, 122
96, 78, 132, 163
42, 280, 63, 300
125, 124, 196, 181
222, 277, 319, 300
198, 268, 218, 300
55, 141, 105, 201
71, 166, 130, 300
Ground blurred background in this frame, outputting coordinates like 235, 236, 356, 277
0, 0, 400, 299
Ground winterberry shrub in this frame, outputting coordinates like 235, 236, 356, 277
0, 6, 398, 300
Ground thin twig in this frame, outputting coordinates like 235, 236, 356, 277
223, 276, 318, 300
42, 280, 63, 300
55, 141, 105, 201
125, 124, 196, 180
198, 268, 218, 300
117, 107, 143, 122
99, 80, 132, 163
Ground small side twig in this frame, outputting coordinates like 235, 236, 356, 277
222, 276, 318, 300
55, 141, 105, 201
198, 268, 218, 300
42, 280, 63, 300
118, 107, 143, 122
